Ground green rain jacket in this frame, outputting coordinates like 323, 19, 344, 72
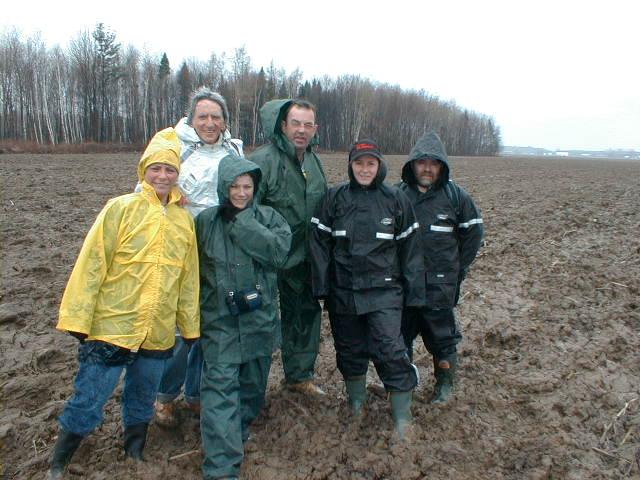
195, 155, 292, 363
249, 99, 327, 271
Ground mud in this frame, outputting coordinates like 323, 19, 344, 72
1, 153, 639, 479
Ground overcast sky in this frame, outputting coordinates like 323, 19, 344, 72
3, 0, 639, 151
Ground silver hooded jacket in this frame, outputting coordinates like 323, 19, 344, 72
174, 118, 244, 217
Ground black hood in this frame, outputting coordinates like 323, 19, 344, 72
348, 156, 387, 189
401, 131, 450, 189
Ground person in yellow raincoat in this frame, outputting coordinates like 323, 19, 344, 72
46, 128, 200, 480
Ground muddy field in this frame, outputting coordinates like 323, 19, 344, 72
1, 152, 639, 479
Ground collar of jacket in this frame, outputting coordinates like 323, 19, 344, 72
273, 132, 313, 162
140, 181, 182, 206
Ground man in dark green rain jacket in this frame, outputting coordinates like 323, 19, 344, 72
196, 154, 291, 480
249, 99, 328, 395
398, 131, 484, 404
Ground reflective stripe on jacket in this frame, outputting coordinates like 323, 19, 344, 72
311, 179, 425, 315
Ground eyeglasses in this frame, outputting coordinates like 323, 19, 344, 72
288, 120, 317, 130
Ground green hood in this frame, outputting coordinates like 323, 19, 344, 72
259, 99, 319, 155
217, 154, 262, 204
401, 131, 450, 188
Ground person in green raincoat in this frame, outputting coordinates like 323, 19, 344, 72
196, 154, 291, 480
249, 99, 328, 395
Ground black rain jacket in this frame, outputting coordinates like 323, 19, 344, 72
398, 131, 484, 309
310, 157, 425, 315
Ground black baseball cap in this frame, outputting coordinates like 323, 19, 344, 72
348, 139, 383, 162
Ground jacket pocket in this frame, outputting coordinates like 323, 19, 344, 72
425, 271, 457, 308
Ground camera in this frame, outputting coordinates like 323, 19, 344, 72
225, 286, 263, 317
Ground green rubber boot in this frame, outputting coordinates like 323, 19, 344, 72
431, 354, 457, 404
344, 376, 367, 417
47, 428, 84, 480
390, 390, 413, 440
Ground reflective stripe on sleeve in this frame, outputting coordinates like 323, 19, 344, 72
332, 230, 347, 237
311, 217, 332, 233
376, 232, 394, 240
458, 218, 484, 229
430, 225, 454, 232
396, 222, 419, 240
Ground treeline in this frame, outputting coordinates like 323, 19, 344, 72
0, 25, 501, 155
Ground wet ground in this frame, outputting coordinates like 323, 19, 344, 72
1, 153, 639, 479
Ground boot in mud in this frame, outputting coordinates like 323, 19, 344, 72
345, 376, 367, 417
124, 423, 149, 461
47, 428, 84, 480
431, 354, 457, 404
390, 390, 413, 441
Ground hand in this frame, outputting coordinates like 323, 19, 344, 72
69, 331, 88, 343
219, 203, 243, 222
178, 196, 190, 207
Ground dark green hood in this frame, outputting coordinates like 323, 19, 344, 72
259, 99, 319, 156
401, 131, 450, 188
217, 154, 262, 204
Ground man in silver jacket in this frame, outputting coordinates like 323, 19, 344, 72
154, 87, 244, 426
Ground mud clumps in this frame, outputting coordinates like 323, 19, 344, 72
1, 153, 639, 478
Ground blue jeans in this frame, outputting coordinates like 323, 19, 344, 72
157, 337, 202, 405
59, 341, 165, 437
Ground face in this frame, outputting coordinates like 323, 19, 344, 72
229, 174, 254, 209
281, 106, 317, 153
192, 99, 225, 144
351, 155, 379, 187
413, 158, 442, 190
144, 162, 179, 203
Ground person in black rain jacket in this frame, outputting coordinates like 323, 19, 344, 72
398, 131, 484, 404
310, 139, 424, 439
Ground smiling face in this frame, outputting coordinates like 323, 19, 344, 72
229, 174, 255, 209
281, 105, 317, 158
192, 99, 225, 144
144, 162, 179, 203
351, 155, 380, 187
413, 158, 442, 192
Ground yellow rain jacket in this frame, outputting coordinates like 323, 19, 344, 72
58, 128, 200, 351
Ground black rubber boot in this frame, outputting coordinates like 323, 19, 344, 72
344, 376, 367, 417
390, 390, 413, 440
123, 423, 149, 461
47, 428, 84, 479
431, 354, 457, 404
